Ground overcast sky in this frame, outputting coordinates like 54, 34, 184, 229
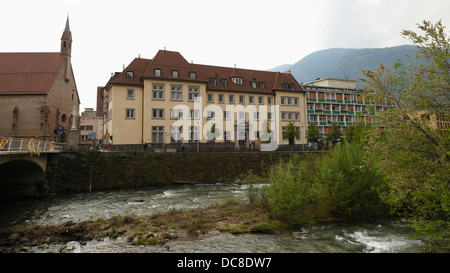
1, 0, 449, 111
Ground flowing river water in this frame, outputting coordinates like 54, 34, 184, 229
0, 184, 423, 253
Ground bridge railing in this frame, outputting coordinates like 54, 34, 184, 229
0, 137, 63, 155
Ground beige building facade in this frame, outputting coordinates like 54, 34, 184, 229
103, 50, 307, 150
80, 108, 103, 144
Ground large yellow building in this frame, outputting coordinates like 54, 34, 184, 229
103, 50, 306, 150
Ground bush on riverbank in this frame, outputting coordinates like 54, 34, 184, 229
247, 124, 389, 226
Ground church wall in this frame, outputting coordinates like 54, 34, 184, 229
0, 95, 46, 138
46, 61, 80, 138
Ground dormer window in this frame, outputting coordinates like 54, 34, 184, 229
232, 77, 243, 85
289, 83, 295, 90
172, 70, 179, 78
126, 71, 134, 80
221, 79, 228, 86
155, 69, 161, 77
189, 72, 196, 79
211, 78, 217, 86
259, 82, 266, 89
251, 81, 257, 89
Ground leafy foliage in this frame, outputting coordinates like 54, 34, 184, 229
361, 20, 449, 250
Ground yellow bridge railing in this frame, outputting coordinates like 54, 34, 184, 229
0, 137, 63, 156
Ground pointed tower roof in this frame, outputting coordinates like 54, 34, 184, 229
61, 16, 72, 41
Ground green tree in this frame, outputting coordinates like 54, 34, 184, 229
206, 122, 220, 141
306, 122, 320, 142
284, 121, 299, 151
361, 20, 449, 250
327, 122, 342, 146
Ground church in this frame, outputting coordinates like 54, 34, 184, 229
0, 17, 80, 142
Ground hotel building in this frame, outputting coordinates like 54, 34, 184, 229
102, 50, 307, 150
303, 78, 391, 138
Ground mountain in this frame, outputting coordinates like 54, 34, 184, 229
268, 64, 292, 73
270, 45, 418, 88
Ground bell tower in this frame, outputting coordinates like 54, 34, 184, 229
60, 16, 72, 81
60, 16, 72, 57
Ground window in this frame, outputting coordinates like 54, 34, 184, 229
229, 94, 235, 104
259, 82, 266, 89
281, 111, 300, 121
152, 109, 164, 119
171, 126, 182, 143
267, 97, 273, 105
239, 112, 246, 121
170, 108, 183, 119
127, 89, 135, 100
224, 111, 231, 120
152, 126, 164, 143
289, 83, 295, 90
309, 115, 317, 122
152, 84, 165, 100
232, 77, 243, 84
125, 108, 135, 119
258, 96, 264, 105
249, 96, 254, 104
268, 112, 273, 120
254, 112, 259, 121
189, 126, 200, 142
188, 86, 199, 101
224, 131, 231, 141
239, 95, 245, 104
207, 93, 214, 103
170, 85, 183, 101
221, 79, 228, 86
251, 81, 257, 88
190, 109, 200, 120
207, 111, 215, 120
155, 69, 161, 77
172, 70, 179, 78
211, 78, 217, 85
218, 94, 224, 103
189, 72, 196, 79
281, 96, 299, 106
126, 71, 134, 80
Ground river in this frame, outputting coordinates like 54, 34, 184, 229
0, 184, 423, 253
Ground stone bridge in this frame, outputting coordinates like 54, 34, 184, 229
0, 137, 63, 198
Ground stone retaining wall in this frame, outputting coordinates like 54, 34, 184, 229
47, 151, 322, 194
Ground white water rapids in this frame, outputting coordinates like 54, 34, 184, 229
0, 184, 423, 253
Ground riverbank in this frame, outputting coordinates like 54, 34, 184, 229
0, 201, 285, 253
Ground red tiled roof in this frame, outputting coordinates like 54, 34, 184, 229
105, 57, 153, 89
108, 50, 305, 94
0, 53, 66, 95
